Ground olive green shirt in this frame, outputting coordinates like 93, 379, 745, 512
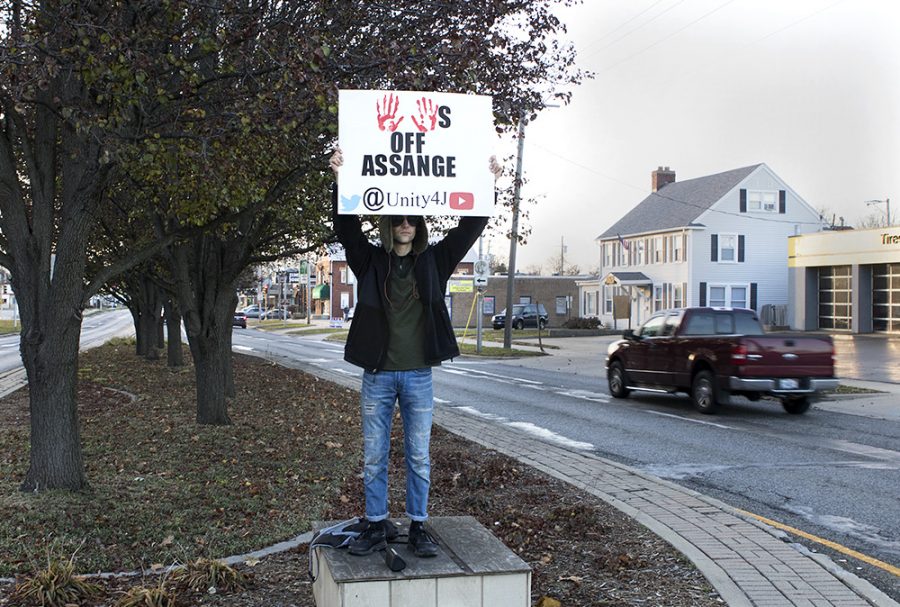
383, 252, 427, 370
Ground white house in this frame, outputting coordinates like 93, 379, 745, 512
593, 164, 826, 328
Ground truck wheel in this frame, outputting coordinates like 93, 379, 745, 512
782, 397, 810, 415
691, 370, 719, 414
514, 319, 524, 330
608, 361, 630, 399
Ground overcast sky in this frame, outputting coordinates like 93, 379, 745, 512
494, 0, 900, 274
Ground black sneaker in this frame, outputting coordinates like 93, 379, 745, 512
348, 520, 387, 556
347, 518, 399, 541
408, 521, 439, 558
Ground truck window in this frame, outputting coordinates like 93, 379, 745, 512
662, 313, 681, 336
638, 315, 666, 337
734, 312, 764, 335
682, 311, 715, 335
715, 314, 735, 334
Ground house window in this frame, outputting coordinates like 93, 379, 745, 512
636, 240, 644, 265
653, 285, 663, 311
603, 286, 613, 314
673, 235, 682, 262
749, 190, 777, 213
519, 296, 531, 304
654, 236, 663, 263
339, 267, 348, 284
666, 236, 673, 262
672, 284, 681, 308
708, 284, 749, 308
556, 296, 568, 315
603, 243, 611, 267
719, 234, 737, 263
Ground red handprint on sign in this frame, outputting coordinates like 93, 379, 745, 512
411, 96, 439, 132
376, 93, 404, 132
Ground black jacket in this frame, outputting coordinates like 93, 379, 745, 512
332, 186, 488, 371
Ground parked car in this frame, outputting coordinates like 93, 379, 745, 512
242, 304, 261, 319
604, 307, 838, 414
232, 311, 247, 329
491, 303, 548, 330
260, 308, 290, 320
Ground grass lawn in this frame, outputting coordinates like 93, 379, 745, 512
0, 320, 19, 336
0, 342, 362, 577
0, 341, 720, 606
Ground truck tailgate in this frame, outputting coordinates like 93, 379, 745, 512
739, 334, 834, 378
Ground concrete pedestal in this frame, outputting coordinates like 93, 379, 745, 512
311, 516, 531, 607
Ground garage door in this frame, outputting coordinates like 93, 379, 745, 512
818, 265, 851, 330
873, 263, 900, 333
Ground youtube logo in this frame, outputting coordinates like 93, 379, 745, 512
449, 192, 474, 210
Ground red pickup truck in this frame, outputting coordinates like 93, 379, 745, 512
605, 307, 839, 414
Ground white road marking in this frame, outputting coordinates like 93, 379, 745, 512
233, 345, 254, 352
0, 344, 17, 349
505, 421, 594, 450
829, 440, 900, 463
452, 406, 507, 422
297, 358, 330, 363
434, 397, 451, 404
452, 366, 543, 384
555, 389, 609, 402
330, 368, 355, 376
645, 410, 735, 429
441, 368, 470, 376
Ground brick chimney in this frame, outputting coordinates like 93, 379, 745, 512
652, 166, 675, 192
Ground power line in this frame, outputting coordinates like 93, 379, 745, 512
582, 0, 681, 58
598, 0, 740, 74
531, 143, 826, 227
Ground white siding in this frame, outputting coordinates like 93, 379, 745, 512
691, 165, 824, 309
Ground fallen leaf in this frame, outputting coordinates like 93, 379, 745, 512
160, 535, 174, 546
536, 596, 561, 607
559, 575, 584, 585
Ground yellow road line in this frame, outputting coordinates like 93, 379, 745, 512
736, 508, 900, 577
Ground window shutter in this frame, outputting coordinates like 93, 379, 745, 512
740, 189, 747, 213
779, 190, 786, 214
738, 235, 745, 262
710, 234, 718, 262
699, 282, 707, 306
750, 283, 758, 310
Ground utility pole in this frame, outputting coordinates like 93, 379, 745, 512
866, 198, 891, 227
560, 236, 566, 275
503, 110, 526, 349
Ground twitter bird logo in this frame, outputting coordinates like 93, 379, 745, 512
340, 194, 361, 212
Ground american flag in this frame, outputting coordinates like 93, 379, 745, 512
617, 233, 630, 250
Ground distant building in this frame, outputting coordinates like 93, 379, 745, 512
788, 226, 900, 333
595, 164, 826, 328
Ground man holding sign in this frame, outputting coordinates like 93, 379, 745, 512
330, 89, 499, 559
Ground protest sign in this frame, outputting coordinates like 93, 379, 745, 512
338, 89, 495, 217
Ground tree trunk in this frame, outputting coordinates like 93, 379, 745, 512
163, 299, 184, 367
188, 315, 232, 425
20, 324, 87, 491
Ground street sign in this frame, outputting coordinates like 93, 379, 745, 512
474, 275, 488, 287
448, 279, 474, 293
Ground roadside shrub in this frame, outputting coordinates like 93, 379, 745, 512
562, 317, 601, 329
115, 579, 177, 607
11, 557, 100, 606
172, 558, 247, 594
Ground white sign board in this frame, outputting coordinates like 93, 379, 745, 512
338, 89, 495, 217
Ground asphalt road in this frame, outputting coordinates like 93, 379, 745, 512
231, 328, 900, 600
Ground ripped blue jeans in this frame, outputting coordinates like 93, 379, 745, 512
360, 369, 434, 522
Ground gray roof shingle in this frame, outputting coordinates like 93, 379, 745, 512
598, 164, 762, 239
